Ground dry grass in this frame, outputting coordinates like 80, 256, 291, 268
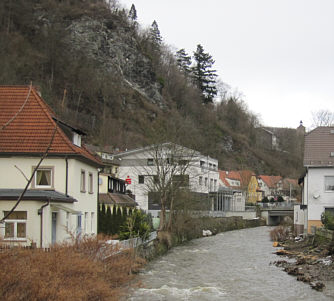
0, 235, 145, 301
270, 225, 291, 242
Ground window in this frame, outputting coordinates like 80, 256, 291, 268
91, 212, 95, 233
88, 173, 93, 193
147, 158, 154, 166
325, 176, 334, 191
33, 167, 53, 189
205, 177, 208, 187
80, 170, 86, 192
84, 212, 88, 233
172, 175, 189, 187
4, 211, 27, 240
214, 179, 217, 191
210, 179, 213, 191
138, 175, 144, 184
77, 215, 82, 236
199, 176, 203, 186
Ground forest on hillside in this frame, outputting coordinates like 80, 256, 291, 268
0, 0, 304, 177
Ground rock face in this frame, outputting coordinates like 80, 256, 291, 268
66, 16, 163, 106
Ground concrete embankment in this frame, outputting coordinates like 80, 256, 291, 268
138, 216, 265, 260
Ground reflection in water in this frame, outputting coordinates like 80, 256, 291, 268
128, 227, 333, 301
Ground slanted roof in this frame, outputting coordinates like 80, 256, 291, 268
99, 193, 137, 207
218, 170, 230, 187
258, 175, 282, 188
304, 126, 334, 166
0, 86, 100, 166
0, 189, 77, 203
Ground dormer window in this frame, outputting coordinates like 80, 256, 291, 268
73, 132, 81, 147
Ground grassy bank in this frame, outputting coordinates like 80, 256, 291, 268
0, 236, 145, 301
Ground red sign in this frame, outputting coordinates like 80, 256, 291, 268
125, 176, 131, 185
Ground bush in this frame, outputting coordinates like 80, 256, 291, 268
321, 212, 334, 230
270, 225, 290, 242
0, 235, 144, 301
261, 197, 269, 203
119, 210, 152, 240
277, 196, 285, 202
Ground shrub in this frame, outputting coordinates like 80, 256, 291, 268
270, 225, 290, 242
0, 235, 144, 301
321, 212, 334, 230
277, 196, 285, 202
261, 197, 269, 203
119, 210, 152, 240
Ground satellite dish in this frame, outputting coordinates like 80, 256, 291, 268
312, 191, 320, 199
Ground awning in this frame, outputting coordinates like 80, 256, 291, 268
50, 204, 81, 215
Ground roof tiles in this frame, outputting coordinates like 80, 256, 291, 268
0, 86, 100, 165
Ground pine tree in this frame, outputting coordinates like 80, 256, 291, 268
149, 20, 162, 46
128, 4, 137, 22
176, 48, 192, 76
192, 44, 218, 104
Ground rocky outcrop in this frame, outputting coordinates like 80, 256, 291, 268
66, 16, 163, 106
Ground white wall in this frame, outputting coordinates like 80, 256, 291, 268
305, 167, 334, 221
116, 147, 220, 212
0, 156, 98, 247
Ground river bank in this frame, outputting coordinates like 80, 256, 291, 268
137, 215, 265, 260
273, 229, 334, 294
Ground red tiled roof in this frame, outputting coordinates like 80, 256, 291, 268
258, 175, 282, 188
0, 86, 100, 165
219, 170, 231, 187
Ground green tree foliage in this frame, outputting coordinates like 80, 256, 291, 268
176, 48, 192, 76
119, 209, 152, 240
128, 4, 137, 21
192, 44, 218, 104
149, 20, 162, 47
321, 211, 334, 230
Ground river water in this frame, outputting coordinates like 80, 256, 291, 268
128, 227, 333, 301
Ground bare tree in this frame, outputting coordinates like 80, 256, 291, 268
312, 109, 334, 128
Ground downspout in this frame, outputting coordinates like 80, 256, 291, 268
38, 200, 50, 248
65, 157, 68, 196
305, 167, 309, 235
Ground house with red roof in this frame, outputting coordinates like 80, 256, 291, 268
257, 175, 282, 198
0, 85, 101, 247
218, 170, 245, 211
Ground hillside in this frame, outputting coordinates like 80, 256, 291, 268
0, 0, 304, 177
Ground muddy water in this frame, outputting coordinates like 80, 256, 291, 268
128, 227, 333, 300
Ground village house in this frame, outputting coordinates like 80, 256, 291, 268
257, 175, 282, 198
85, 145, 137, 214
295, 126, 334, 234
218, 170, 245, 211
111, 143, 220, 216
0, 86, 101, 247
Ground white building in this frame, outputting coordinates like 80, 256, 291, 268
113, 143, 219, 215
296, 126, 334, 234
0, 86, 100, 247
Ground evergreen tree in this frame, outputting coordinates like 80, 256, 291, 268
128, 4, 137, 24
98, 203, 106, 234
106, 206, 112, 235
149, 20, 162, 46
111, 205, 117, 234
176, 48, 192, 76
192, 44, 218, 104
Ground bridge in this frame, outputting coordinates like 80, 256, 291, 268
260, 207, 294, 226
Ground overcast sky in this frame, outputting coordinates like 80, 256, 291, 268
120, 0, 334, 129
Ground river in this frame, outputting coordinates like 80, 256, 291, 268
128, 226, 333, 300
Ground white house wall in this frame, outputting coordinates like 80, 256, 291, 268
0, 156, 98, 247
304, 167, 334, 230
116, 149, 219, 212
